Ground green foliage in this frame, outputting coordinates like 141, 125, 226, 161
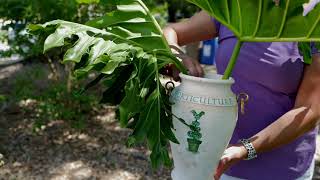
0, 0, 78, 23
0, 24, 42, 58
186, 0, 320, 78
0, 0, 115, 59
29, 0, 187, 168
188, 0, 320, 42
33, 83, 99, 131
0, 0, 185, 60
9, 64, 100, 131
0, 95, 6, 103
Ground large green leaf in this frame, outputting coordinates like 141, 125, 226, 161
187, 0, 320, 78
188, 0, 320, 42
28, 0, 187, 169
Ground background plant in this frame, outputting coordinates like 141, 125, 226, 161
4, 63, 101, 131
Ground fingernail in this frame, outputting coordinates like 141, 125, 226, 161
222, 159, 227, 164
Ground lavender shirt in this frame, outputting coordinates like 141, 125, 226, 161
213, 20, 319, 179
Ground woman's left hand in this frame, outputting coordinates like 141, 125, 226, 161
214, 144, 248, 180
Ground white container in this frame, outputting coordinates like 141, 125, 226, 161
170, 73, 238, 180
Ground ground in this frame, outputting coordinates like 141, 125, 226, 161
0, 63, 320, 180
0, 63, 171, 180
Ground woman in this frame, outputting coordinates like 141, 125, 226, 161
163, 10, 320, 180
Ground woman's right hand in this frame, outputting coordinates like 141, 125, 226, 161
173, 53, 204, 81
162, 10, 217, 81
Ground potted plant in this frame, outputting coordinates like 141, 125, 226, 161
28, 0, 320, 180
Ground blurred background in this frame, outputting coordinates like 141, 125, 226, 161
0, 0, 317, 180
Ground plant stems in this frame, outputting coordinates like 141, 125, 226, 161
163, 105, 191, 128
222, 40, 243, 80
137, 0, 170, 51
137, 0, 188, 74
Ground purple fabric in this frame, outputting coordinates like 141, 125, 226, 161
213, 19, 317, 180
311, 42, 320, 54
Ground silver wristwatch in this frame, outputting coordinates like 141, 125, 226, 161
239, 139, 257, 160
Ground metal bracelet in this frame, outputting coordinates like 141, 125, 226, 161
239, 139, 257, 160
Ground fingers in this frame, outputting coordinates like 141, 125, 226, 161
194, 61, 204, 77
166, 53, 204, 81
182, 57, 199, 77
178, 54, 204, 77
214, 157, 229, 180
172, 66, 181, 81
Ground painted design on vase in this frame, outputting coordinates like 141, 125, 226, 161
187, 110, 205, 153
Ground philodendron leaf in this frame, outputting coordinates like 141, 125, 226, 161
187, 0, 320, 65
298, 42, 313, 64
28, 0, 185, 169
188, 0, 320, 42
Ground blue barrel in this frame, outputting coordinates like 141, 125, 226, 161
199, 38, 218, 65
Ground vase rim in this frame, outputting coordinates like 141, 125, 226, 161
179, 73, 235, 84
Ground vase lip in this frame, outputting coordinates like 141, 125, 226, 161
179, 73, 235, 84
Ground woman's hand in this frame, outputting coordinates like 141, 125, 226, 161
214, 144, 247, 180
162, 11, 217, 81
174, 54, 204, 81
162, 45, 204, 81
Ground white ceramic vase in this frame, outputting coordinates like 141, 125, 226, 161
170, 73, 238, 180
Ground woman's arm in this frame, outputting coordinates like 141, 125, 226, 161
163, 10, 218, 46
250, 54, 320, 153
163, 10, 218, 79
214, 54, 320, 179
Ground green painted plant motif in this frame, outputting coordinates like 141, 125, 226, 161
187, 110, 205, 153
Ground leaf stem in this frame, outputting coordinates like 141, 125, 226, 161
276, 0, 290, 38
163, 105, 191, 129
307, 14, 320, 38
137, 0, 187, 74
222, 40, 243, 80
137, 0, 170, 51
253, 0, 262, 37
236, 0, 242, 35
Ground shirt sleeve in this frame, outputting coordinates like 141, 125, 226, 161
211, 17, 221, 35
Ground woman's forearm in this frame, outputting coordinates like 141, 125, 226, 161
251, 54, 320, 155
163, 26, 179, 46
250, 106, 319, 154
163, 10, 217, 47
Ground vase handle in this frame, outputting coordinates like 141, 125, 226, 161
237, 93, 249, 115
165, 81, 175, 95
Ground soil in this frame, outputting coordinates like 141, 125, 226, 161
0, 63, 171, 180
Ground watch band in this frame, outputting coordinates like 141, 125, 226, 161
239, 139, 257, 160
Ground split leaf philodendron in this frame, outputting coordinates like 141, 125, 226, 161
28, 0, 187, 168
28, 0, 320, 169
186, 0, 320, 79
